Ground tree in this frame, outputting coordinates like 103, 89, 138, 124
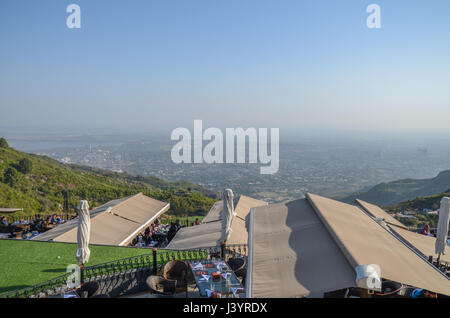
3, 167, 19, 187
0, 138, 8, 148
17, 158, 33, 174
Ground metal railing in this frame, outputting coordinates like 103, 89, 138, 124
0, 244, 248, 298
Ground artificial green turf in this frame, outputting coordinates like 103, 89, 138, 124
161, 215, 205, 226
0, 240, 156, 294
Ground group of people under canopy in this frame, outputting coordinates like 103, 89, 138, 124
131, 217, 202, 248
0, 213, 75, 239
131, 218, 175, 248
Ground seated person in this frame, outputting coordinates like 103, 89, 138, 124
419, 225, 431, 236
1, 216, 9, 226
50, 214, 57, 225
144, 230, 153, 245
136, 235, 146, 247
174, 219, 181, 232
166, 222, 177, 242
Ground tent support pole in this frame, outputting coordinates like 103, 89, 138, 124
152, 248, 158, 275
221, 242, 226, 259
80, 265, 84, 285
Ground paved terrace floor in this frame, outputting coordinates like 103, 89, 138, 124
122, 285, 201, 298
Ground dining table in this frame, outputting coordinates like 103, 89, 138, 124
45, 289, 79, 298
188, 259, 245, 298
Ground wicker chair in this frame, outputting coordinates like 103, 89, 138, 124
75, 281, 101, 298
163, 260, 188, 296
146, 275, 176, 296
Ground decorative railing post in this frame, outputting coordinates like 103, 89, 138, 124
152, 248, 158, 275
80, 265, 84, 285
428, 255, 433, 265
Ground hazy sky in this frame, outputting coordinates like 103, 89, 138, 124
1, 0, 450, 135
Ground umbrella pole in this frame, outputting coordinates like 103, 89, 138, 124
80, 265, 84, 285
220, 241, 225, 259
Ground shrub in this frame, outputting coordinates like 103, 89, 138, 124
3, 167, 20, 187
0, 138, 8, 148
17, 158, 33, 174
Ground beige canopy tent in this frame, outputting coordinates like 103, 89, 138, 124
356, 199, 450, 263
308, 193, 449, 296
0, 208, 23, 213
247, 193, 450, 298
167, 194, 266, 249
165, 221, 223, 250
201, 201, 223, 223
227, 196, 267, 245
32, 193, 169, 246
247, 199, 356, 297
389, 225, 450, 263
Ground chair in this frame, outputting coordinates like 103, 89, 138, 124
146, 275, 176, 296
227, 257, 246, 278
75, 281, 101, 298
0, 224, 9, 233
163, 260, 188, 296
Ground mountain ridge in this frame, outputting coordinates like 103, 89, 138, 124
341, 170, 450, 206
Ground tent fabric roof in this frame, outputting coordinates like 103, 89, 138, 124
32, 193, 169, 246
248, 193, 450, 297
356, 199, 406, 228
0, 208, 23, 213
307, 193, 450, 296
389, 225, 450, 263
226, 217, 249, 246
167, 195, 266, 249
356, 199, 449, 263
234, 196, 267, 220
248, 199, 356, 298
227, 196, 267, 246
89, 194, 137, 214
166, 221, 224, 249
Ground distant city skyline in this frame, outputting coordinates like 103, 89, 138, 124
1, 0, 450, 135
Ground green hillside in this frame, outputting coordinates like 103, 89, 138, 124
385, 190, 450, 228
341, 170, 450, 206
0, 138, 216, 217
389, 190, 450, 212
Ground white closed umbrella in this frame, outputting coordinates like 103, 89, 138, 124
220, 189, 235, 243
75, 200, 91, 265
435, 197, 450, 260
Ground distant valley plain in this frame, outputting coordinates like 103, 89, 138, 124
7, 132, 450, 204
